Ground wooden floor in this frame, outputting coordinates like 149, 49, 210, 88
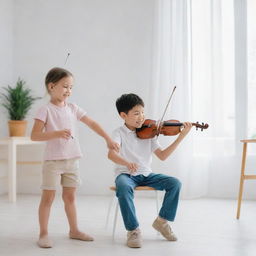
0, 194, 256, 256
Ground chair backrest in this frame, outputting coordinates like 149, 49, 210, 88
110, 186, 156, 191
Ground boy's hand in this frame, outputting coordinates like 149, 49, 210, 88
106, 139, 120, 152
126, 162, 138, 175
180, 122, 192, 136
56, 129, 72, 139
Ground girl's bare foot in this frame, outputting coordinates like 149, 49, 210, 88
69, 231, 94, 241
37, 235, 53, 248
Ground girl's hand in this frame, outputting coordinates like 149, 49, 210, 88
56, 129, 72, 139
180, 122, 192, 136
126, 162, 138, 175
106, 139, 120, 152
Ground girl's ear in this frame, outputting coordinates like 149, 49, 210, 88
48, 82, 54, 91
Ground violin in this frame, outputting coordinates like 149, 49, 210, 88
136, 119, 209, 139
136, 85, 209, 139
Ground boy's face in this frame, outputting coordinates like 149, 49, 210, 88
120, 104, 145, 130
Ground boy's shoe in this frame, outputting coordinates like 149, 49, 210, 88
127, 229, 142, 248
37, 236, 53, 248
152, 217, 177, 241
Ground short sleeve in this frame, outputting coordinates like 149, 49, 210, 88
112, 129, 121, 145
70, 103, 87, 120
151, 137, 161, 152
34, 105, 48, 123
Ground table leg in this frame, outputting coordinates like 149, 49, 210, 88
8, 139, 16, 202
236, 142, 247, 219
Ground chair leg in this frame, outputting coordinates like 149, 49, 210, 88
112, 199, 119, 240
236, 142, 247, 219
155, 190, 159, 214
105, 194, 116, 229
154, 190, 161, 235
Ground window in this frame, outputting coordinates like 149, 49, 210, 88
191, 0, 235, 156
247, 0, 256, 139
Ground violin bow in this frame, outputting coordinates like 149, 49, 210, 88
64, 52, 70, 65
64, 52, 74, 139
156, 85, 177, 132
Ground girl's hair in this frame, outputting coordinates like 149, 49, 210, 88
45, 67, 73, 92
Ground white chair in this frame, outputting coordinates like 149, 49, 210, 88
106, 186, 160, 239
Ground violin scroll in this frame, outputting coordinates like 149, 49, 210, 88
194, 122, 209, 131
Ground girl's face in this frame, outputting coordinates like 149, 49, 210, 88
48, 76, 73, 105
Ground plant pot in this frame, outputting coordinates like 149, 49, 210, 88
8, 120, 27, 137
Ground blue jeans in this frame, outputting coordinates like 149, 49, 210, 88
115, 173, 181, 231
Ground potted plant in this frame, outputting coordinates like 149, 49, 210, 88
0, 78, 41, 136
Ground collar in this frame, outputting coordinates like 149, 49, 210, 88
49, 101, 67, 109
122, 124, 136, 134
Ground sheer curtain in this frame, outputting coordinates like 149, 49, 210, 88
149, 0, 236, 198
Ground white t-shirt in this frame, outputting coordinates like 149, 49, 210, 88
35, 102, 86, 160
112, 125, 161, 177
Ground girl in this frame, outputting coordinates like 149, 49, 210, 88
31, 67, 119, 248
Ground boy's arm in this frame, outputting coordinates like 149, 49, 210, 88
31, 119, 71, 141
80, 115, 119, 151
154, 122, 192, 161
108, 149, 138, 174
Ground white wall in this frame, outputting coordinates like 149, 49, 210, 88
0, 0, 14, 194
0, 0, 155, 195
0, 0, 14, 135
0, 0, 254, 200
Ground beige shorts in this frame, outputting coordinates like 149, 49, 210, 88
41, 158, 81, 190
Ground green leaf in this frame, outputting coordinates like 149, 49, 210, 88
0, 78, 41, 120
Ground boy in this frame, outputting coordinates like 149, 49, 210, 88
108, 93, 192, 248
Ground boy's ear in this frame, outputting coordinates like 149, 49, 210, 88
119, 112, 127, 120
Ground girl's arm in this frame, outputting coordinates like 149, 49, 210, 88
31, 119, 71, 141
154, 122, 192, 161
80, 115, 119, 151
108, 149, 138, 174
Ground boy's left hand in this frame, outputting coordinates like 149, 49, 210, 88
180, 122, 192, 136
106, 139, 120, 152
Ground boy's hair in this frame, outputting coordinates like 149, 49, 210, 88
45, 67, 73, 92
116, 93, 144, 114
